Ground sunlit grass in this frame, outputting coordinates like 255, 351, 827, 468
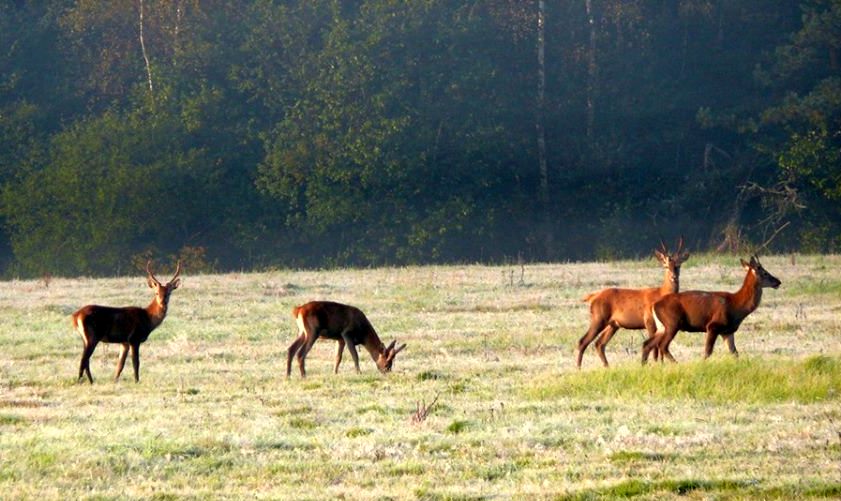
0, 255, 839, 498
528, 356, 841, 404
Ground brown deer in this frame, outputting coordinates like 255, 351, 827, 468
72, 261, 182, 383
642, 255, 780, 363
286, 301, 406, 377
577, 239, 690, 368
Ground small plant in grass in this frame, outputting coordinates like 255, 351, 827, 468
412, 392, 440, 424
608, 450, 667, 463
288, 417, 317, 430
446, 419, 470, 434
0, 414, 25, 426
346, 427, 372, 438
417, 370, 446, 381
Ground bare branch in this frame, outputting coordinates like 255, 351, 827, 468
412, 393, 440, 424
756, 221, 791, 254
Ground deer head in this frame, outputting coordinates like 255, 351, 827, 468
376, 340, 407, 373
741, 255, 781, 289
654, 237, 690, 287
147, 260, 182, 308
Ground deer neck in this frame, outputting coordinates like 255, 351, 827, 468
732, 270, 762, 317
362, 330, 386, 362
659, 270, 678, 295
145, 299, 168, 329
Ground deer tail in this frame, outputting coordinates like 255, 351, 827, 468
652, 305, 665, 337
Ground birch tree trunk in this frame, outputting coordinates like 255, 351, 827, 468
585, 0, 596, 139
537, 0, 547, 205
536, 0, 552, 255
139, 0, 154, 98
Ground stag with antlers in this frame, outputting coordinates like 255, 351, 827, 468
577, 238, 690, 368
72, 261, 182, 383
286, 301, 406, 377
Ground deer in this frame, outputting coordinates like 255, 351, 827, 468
576, 238, 690, 368
642, 255, 781, 364
72, 261, 182, 383
286, 301, 406, 377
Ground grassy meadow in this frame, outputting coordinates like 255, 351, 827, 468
0, 255, 839, 499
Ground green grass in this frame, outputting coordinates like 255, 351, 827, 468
561, 478, 841, 500
0, 255, 839, 498
528, 356, 841, 404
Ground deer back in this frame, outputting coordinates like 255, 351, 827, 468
588, 286, 663, 326
294, 301, 379, 346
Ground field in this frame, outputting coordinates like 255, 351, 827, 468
1, 255, 839, 499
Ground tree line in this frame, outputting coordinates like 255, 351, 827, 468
0, 0, 839, 277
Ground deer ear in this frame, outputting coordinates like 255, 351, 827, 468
740, 258, 750, 270
653, 250, 666, 262
147, 276, 159, 289
169, 278, 181, 290
394, 343, 407, 355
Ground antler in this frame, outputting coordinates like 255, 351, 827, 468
146, 260, 161, 285
147, 259, 182, 286
170, 260, 182, 282
672, 236, 690, 264
385, 340, 407, 361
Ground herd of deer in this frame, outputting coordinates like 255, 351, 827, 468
70, 240, 781, 383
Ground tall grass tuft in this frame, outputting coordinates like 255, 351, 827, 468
528, 356, 841, 404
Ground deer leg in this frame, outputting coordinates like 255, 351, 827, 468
286, 335, 305, 378
78, 339, 98, 384
297, 331, 320, 378
593, 324, 618, 368
333, 338, 345, 374
656, 327, 679, 363
703, 330, 719, 359
346, 341, 361, 373
114, 343, 130, 381
130, 344, 140, 382
725, 334, 739, 358
641, 335, 659, 364
577, 320, 606, 368
340, 330, 361, 373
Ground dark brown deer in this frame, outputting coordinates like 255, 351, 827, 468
577, 239, 690, 368
286, 301, 406, 377
642, 255, 780, 363
72, 261, 181, 383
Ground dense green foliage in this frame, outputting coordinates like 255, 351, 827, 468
1, 0, 839, 276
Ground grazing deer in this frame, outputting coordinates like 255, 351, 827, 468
642, 255, 781, 363
577, 239, 690, 368
286, 301, 406, 377
72, 261, 182, 383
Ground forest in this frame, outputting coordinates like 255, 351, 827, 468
0, 0, 839, 276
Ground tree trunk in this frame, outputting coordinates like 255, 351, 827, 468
537, 0, 547, 205
536, 0, 552, 256
139, 0, 154, 98
585, 0, 597, 138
